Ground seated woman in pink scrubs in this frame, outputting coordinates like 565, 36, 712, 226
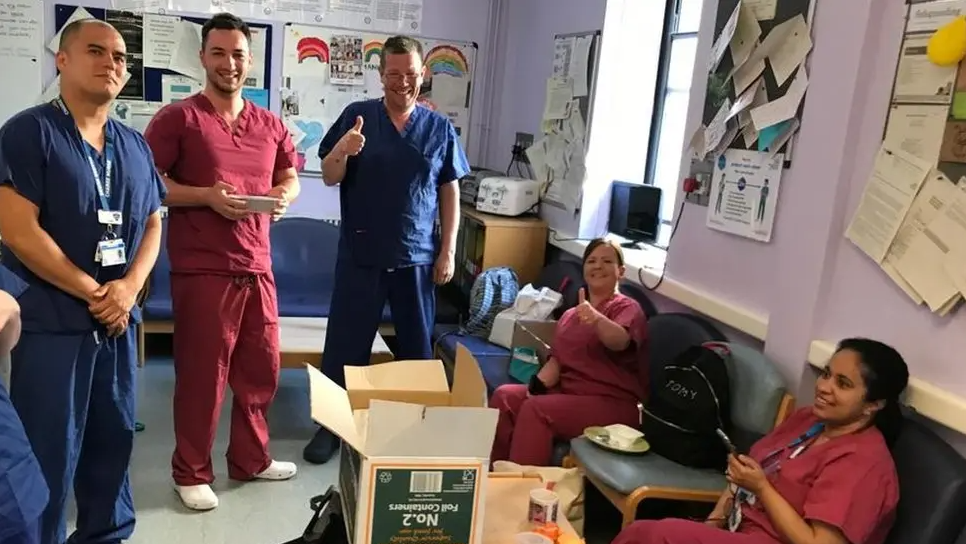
614, 338, 910, 544
489, 239, 648, 466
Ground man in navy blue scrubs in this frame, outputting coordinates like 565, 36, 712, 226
304, 35, 470, 464
0, 267, 48, 544
0, 19, 165, 544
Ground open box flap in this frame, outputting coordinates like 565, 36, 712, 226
366, 399, 498, 458
306, 364, 366, 454
345, 359, 449, 391
451, 344, 488, 407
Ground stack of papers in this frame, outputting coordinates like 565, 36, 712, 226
693, 0, 814, 160
846, 144, 966, 315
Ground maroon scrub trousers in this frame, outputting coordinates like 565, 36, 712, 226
144, 94, 298, 486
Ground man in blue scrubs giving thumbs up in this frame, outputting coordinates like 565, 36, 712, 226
0, 19, 165, 544
303, 35, 470, 464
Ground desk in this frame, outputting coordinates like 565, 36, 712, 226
484, 474, 579, 543
279, 317, 393, 369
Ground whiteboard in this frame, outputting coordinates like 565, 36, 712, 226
281, 23, 478, 173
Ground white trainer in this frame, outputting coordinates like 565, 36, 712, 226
175, 484, 219, 511
255, 460, 298, 481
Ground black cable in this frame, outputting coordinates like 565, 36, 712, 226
638, 197, 687, 291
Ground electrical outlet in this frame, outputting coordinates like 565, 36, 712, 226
515, 132, 534, 149
684, 158, 714, 207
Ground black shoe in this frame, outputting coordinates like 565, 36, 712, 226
304, 427, 341, 465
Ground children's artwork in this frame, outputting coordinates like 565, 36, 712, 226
282, 24, 478, 173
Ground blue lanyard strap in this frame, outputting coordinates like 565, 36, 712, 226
52, 97, 114, 211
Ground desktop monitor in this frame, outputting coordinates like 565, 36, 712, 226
608, 181, 663, 246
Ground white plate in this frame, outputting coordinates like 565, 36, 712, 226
239, 195, 279, 213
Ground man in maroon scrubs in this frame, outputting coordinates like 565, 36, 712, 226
144, 13, 300, 511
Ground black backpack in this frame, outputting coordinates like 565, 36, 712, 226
641, 343, 733, 470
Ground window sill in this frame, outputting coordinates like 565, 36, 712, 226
547, 229, 770, 339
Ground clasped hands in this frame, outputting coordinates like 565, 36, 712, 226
205, 181, 290, 222
88, 277, 138, 337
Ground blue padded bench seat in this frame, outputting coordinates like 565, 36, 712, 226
569, 436, 727, 495
433, 324, 514, 395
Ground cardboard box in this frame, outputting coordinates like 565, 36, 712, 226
511, 320, 556, 363
307, 344, 498, 544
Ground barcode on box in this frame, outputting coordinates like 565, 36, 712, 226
409, 471, 443, 493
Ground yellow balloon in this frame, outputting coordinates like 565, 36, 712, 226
928, 15, 966, 66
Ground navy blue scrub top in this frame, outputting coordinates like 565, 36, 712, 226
0, 104, 167, 334
318, 99, 470, 269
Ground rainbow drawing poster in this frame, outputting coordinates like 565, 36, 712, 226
281, 24, 477, 173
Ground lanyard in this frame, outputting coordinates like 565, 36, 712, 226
760, 422, 824, 471
52, 97, 114, 212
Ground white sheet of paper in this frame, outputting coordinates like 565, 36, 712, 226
893, 34, 956, 104
883, 104, 949, 163
881, 170, 960, 304
728, 78, 765, 120
246, 27, 268, 89
943, 249, 966, 298
730, 3, 762, 69
845, 145, 932, 263
906, 0, 966, 33
703, 98, 733, 156
542, 77, 574, 121
562, 104, 586, 144
48, 7, 95, 54
744, 0, 778, 21
765, 15, 812, 87
525, 137, 551, 183
687, 124, 706, 158
161, 74, 202, 103
732, 57, 766, 96
110, 100, 162, 133
552, 36, 575, 78
750, 67, 808, 131
143, 14, 180, 70
894, 230, 961, 312
570, 35, 593, 97
706, 149, 785, 243
709, 2, 742, 73
168, 20, 205, 83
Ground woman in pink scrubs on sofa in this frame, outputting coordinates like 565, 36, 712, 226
614, 338, 910, 544
489, 239, 648, 466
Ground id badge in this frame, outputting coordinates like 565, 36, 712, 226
98, 210, 123, 226
98, 239, 127, 267
727, 500, 742, 532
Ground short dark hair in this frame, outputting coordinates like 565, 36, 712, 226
582, 238, 625, 267
379, 35, 423, 71
58, 19, 116, 51
201, 12, 251, 50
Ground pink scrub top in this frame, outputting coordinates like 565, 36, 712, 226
144, 94, 298, 275
739, 407, 899, 544
552, 293, 648, 402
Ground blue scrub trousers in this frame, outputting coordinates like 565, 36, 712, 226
0, 518, 41, 544
10, 328, 137, 544
322, 257, 436, 386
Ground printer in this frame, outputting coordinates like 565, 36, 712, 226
475, 176, 543, 217
458, 167, 503, 205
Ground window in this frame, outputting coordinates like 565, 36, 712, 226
647, 0, 702, 223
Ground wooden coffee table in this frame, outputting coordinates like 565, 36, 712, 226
279, 317, 393, 369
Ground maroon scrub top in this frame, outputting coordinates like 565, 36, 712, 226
740, 407, 900, 544
144, 94, 297, 274
553, 293, 648, 401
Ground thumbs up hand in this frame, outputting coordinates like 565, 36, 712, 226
339, 116, 366, 156
575, 287, 600, 325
